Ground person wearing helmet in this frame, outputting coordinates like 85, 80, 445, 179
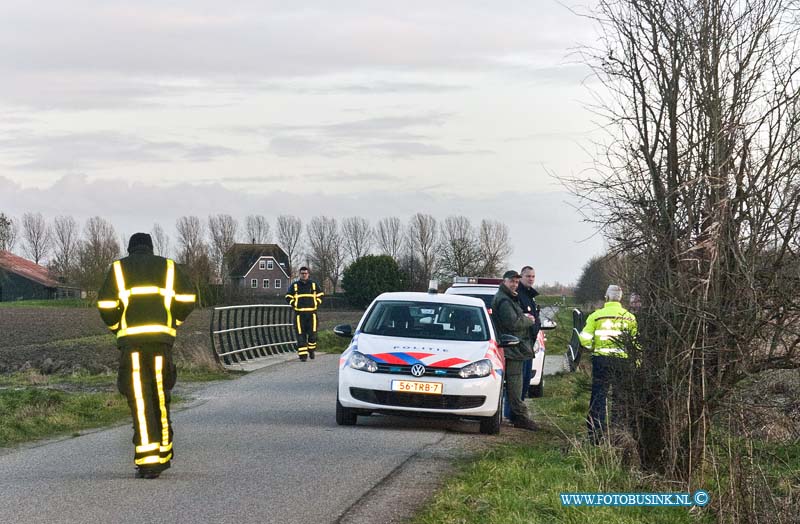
578, 284, 638, 444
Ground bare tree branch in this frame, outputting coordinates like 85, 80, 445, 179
245, 215, 271, 244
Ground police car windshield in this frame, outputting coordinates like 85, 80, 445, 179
362, 300, 489, 342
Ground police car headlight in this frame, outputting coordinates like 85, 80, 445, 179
458, 359, 492, 378
349, 351, 378, 373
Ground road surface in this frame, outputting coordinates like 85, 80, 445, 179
0, 346, 567, 524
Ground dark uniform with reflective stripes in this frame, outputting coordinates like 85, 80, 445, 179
97, 233, 196, 477
285, 279, 324, 361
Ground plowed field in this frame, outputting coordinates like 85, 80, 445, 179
0, 307, 363, 374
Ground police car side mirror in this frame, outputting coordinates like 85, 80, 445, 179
540, 318, 557, 331
498, 334, 520, 347
333, 324, 353, 337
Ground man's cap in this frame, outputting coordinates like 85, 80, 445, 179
128, 232, 153, 252
502, 270, 521, 280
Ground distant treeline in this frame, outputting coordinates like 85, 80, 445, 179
0, 211, 540, 301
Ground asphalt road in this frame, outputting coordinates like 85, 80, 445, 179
0, 355, 448, 524
0, 346, 568, 524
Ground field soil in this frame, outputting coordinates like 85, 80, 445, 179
0, 307, 363, 374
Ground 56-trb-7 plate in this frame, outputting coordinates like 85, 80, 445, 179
391, 380, 443, 395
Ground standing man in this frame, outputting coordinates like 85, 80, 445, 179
491, 270, 538, 431
517, 266, 541, 398
285, 266, 324, 362
579, 284, 638, 444
97, 233, 196, 478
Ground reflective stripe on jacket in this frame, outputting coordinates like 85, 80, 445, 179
285, 279, 324, 312
578, 301, 637, 358
97, 254, 196, 346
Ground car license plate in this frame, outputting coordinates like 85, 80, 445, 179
391, 380, 443, 395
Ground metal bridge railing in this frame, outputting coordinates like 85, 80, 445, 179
210, 304, 297, 365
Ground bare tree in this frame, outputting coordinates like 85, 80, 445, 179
77, 216, 120, 293
478, 219, 512, 276
176, 216, 212, 305
406, 213, 439, 290
245, 215, 271, 244
51, 215, 79, 281
208, 214, 238, 279
341, 216, 372, 263
21, 212, 51, 264
151, 222, 170, 258
276, 215, 303, 275
0, 212, 18, 252
438, 216, 480, 277
306, 216, 345, 293
572, 0, 800, 514
375, 217, 405, 259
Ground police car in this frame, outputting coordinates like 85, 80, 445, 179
444, 277, 555, 398
334, 289, 519, 434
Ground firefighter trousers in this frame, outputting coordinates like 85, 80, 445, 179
117, 343, 176, 468
294, 312, 318, 360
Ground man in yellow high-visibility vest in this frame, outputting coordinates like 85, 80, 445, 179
97, 233, 196, 478
578, 285, 638, 444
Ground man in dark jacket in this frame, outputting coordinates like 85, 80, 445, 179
285, 266, 324, 361
517, 265, 541, 398
491, 270, 538, 431
97, 233, 196, 479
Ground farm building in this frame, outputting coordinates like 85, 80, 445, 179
225, 243, 291, 298
0, 250, 80, 301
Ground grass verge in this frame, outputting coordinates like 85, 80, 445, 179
0, 389, 129, 447
0, 365, 236, 448
0, 298, 93, 308
411, 372, 714, 524
318, 330, 351, 354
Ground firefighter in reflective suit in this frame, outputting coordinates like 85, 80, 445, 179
285, 266, 324, 362
97, 233, 196, 478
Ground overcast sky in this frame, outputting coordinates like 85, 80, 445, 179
0, 1, 606, 284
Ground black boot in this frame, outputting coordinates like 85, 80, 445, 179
513, 418, 539, 431
136, 467, 161, 479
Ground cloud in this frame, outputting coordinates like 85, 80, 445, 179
268, 136, 345, 158
0, 131, 240, 171
259, 113, 470, 158
0, 2, 594, 110
303, 172, 401, 183
358, 141, 471, 157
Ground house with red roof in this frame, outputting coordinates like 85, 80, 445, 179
0, 251, 80, 301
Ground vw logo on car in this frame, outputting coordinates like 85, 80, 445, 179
411, 364, 426, 377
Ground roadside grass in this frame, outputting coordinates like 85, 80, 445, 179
0, 365, 237, 448
0, 298, 93, 308
317, 330, 351, 354
0, 365, 235, 388
413, 299, 716, 524
412, 371, 713, 524
0, 388, 130, 447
